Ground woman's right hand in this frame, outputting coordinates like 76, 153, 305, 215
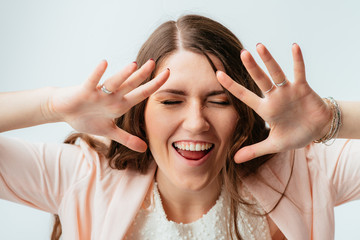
49, 59, 170, 152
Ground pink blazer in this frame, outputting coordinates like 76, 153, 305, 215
1, 136, 360, 239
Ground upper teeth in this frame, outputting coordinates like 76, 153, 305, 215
174, 142, 213, 151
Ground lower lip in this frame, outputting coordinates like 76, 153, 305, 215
172, 146, 213, 167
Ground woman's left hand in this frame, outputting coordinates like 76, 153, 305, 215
217, 43, 332, 163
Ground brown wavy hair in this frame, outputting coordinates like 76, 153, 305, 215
52, 14, 281, 240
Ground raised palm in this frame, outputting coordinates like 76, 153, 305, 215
50, 59, 169, 152
217, 44, 331, 163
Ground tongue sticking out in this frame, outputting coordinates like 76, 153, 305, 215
176, 148, 209, 160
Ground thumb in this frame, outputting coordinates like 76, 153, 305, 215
106, 127, 148, 153
234, 139, 277, 163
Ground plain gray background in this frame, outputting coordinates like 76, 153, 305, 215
1, 0, 359, 239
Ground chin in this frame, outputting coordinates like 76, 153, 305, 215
173, 172, 217, 192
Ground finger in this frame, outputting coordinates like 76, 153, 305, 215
240, 50, 274, 94
256, 44, 287, 86
84, 60, 108, 90
234, 139, 278, 163
117, 59, 156, 96
101, 61, 138, 93
292, 43, 306, 84
216, 70, 261, 111
124, 68, 170, 106
106, 127, 147, 152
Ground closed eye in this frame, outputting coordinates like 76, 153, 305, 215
209, 101, 230, 105
161, 100, 183, 105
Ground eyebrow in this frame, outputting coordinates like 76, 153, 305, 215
155, 89, 226, 97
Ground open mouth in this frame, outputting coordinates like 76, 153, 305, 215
173, 141, 214, 160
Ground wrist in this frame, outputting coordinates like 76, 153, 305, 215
317, 99, 333, 139
314, 97, 342, 144
40, 87, 64, 123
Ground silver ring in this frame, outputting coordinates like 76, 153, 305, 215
264, 85, 274, 94
275, 78, 287, 87
101, 85, 113, 94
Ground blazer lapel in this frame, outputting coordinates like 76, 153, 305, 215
98, 161, 156, 240
241, 150, 313, 240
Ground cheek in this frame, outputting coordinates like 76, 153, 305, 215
144, 105, 178, 149
144, 108, 161, 145
214, 110, 239, 141
213, 111, 238, 170
145, 114, 162, 138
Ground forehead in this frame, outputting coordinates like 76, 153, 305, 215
154, 50, 225, 92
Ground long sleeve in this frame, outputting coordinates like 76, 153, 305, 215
0, 136, 90, 213
308, 139, 360, 205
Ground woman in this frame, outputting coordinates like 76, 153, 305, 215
1, 15, 360, 240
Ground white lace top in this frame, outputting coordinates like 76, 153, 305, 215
124, 183, 272, 240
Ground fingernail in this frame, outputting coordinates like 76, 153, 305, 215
167, 67, 170, 72
256, 42, 262, 47
133, 61, 137, 65
240, 49, 247, 54
292, 43, 297, 46
149, 58, 154, 61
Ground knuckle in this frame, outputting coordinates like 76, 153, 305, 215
273, 70, 285, 80
234, 85, 245, 97
137, 68, 150, 80
125, 80, 137, 90
141, 88, 150, 98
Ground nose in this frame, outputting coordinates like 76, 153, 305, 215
182, 102, 210, 133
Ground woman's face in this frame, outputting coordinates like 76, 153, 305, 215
145, 50, 238, 193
